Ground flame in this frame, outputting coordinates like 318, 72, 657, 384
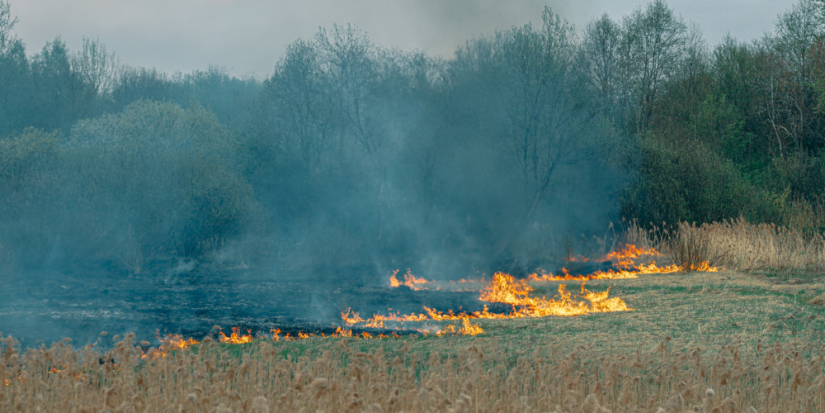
142, 333, 200, 358
389, 269, 430, 289
387, 245, 719, 290
161, 334, 199, 350
353, 244, 723, 335
333, 327, 352, 337
478, 272, 630, 317
219, 327, 254, 344
459, 318, 484, 335
604, 244, 657, 268
342, 271, 631, 335
341, 308, 365, 324
389, 270, 401, 287
134, 244, 719, 348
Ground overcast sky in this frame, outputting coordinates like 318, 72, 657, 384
10, 0, 800, 79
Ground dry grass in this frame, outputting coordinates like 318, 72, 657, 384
4, 222, 825, 412
2, 330, 824, 413
629, 218, 825, 274
2, 268, 825, 412
4, 265, 825, 413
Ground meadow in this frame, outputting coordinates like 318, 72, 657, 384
3, 220, 825, 412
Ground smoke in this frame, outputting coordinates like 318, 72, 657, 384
0, 3, 629, 348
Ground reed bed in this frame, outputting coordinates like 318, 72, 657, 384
628, 218, 825, 273
2, 332, 824, 413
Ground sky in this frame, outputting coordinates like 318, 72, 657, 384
9, 0, 801, 79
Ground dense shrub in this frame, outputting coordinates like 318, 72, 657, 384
621, 135, 755, 225
0, 101, 256, 274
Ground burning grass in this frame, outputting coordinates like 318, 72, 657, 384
3, 231, 824, 411
343, 273, 632, 333
3, 266, 825, 412
343, 244, 718, 334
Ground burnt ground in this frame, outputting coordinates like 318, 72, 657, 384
0, 268, 501, 348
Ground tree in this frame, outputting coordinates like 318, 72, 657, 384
182, 65, 260, 131
30, 37, 95, 132
0, 0, 17, 54
313, 24, 381, 157
0, 0, 31, 136
620, 0, 688, 133
749, 1, 825, 159
72, 37, 119, 97
582, 14, 621, 120
773, 0, 823, 71
112, 66, 180, 112
494, 7, 609, 220
256, 39, 333, 168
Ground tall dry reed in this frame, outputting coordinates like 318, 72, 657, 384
2, 332, 823, 412
629, 218, 825, 273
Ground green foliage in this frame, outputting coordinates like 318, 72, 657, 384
68, 100, 253, 259
691, 93, 764, 173
762, 153, 825, 199
0, 127, 60, 205
621, 135, 755, 225
0, 101, 255, 273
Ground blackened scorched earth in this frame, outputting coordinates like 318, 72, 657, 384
0, 267, 490, 347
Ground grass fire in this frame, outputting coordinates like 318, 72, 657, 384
3, 0, 825, 411
4, 223, 825, 412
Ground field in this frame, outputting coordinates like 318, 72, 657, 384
3, 221, 825, 412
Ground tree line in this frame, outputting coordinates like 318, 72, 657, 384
1, 0, 824, 278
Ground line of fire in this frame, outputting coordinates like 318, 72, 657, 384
141, 244, 718, 358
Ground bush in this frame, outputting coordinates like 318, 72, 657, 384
0, 128, 63, 269
0, 101, 257, 274
621, 135, 756, 225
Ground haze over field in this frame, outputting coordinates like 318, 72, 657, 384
12, 0, 799, 77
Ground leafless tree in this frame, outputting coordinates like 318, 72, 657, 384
261, 40, 334, 168
314, 24, 380, 157
620, 0, 688, 133
495, 7, 602, 220
72, 37, 120, 96
0, 0, 16, 54
582, 14, 621, 120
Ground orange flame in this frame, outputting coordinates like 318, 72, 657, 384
387, 245, 719, 289
161, 334, 199, 350
343, 271, 631, 335
137, 244, 719, 347
479, 272, 630, 317
389, 269, 430, 289
219, 327, 254, 344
